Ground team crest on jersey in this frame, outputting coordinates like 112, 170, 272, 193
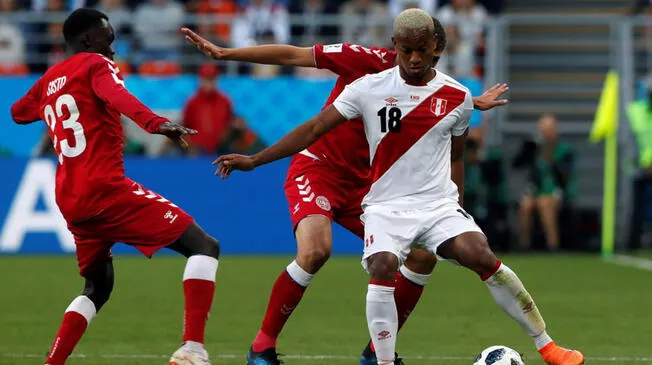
431, 98, 448, 116
384, 97, 398, 106
316, 196, 331, 211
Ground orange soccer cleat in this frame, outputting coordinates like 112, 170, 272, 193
538, 342, 585, 365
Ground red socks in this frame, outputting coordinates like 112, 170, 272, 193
46, 312, 88, 365
252, 264, 312, 352
394, 269, 426, 330
183, 279, 216, 343
46, 296, 96, 365
181, 255, 219, 344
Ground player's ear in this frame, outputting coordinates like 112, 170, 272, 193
391, 37, 397, 48
80, 33, 93, 50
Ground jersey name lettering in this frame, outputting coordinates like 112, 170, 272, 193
47, 76, 67, 97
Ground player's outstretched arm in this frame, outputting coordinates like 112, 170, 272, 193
11, 79, 43, 124
213, 105, 346, 178
472, 83, 509, 111
181, 27, 315, 67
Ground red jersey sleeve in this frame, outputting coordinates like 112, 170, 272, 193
11, 78, 43, 124
89, 55, 167, 134
313, 43, 395, 78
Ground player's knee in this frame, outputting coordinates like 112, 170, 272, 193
469, 238, 499, 275
297, 244, 331, 273
366, 252, 399, 282
201, 234, 220, 259
83, 271, 114, 311
295, 216, 333, 273
404, 249, 437, 275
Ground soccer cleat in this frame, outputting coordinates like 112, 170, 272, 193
538, 342, 584, 365
246, 346, 283, 365
360, 341, 405, 365
169, 343, 211, 365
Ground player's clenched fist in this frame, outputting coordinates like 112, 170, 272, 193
213, 154, 256, 178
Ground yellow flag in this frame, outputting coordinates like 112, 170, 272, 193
590, 71, 619, 143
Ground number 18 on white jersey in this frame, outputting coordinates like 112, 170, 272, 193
332, 66, 474, 209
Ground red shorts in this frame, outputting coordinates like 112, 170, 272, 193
284, 154, 369, 239
67, 179, 194, 276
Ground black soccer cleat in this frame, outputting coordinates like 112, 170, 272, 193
246, 346, 283, 365
360, 341, 405, 365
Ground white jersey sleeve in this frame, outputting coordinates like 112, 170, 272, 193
332, 82, 364, 120
452, 91, 474, 136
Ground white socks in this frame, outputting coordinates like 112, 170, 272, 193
484, 263, 553, 350
286, 260, 314, 288
65, 295, 97, 324
366, 283, 397, 365
183, 255, 219, 282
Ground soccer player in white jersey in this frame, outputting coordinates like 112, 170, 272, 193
214, 9, 584, 365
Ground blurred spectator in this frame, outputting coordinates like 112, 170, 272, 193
231, 0, 290, 48
340, 0, 388, 47
30, 0, 66, 72
173, 63, 235, 155
222, 115, 266, 154
464, 125, 510, 250
195, 0, 237, 45
96, 0, 132, 36
0, 0, 26, 66
28, 0, 85, 10
389, 0, 438, 20
289, 0, 339, 46
437, 0, 487, 78
514, 113, 576, 251
631, 0, 652, 14
133, 0, 185, 62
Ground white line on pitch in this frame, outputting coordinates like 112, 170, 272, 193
609, 254, 652, 272
4, 353, 652, 362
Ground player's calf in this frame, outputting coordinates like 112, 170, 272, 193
249, 216, 329, 354
167, 222, 220, 360
365, 252, 399, 365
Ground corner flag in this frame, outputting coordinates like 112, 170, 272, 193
590, 70, 619, 259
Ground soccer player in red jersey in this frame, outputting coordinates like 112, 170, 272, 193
214, 9, 584, 365
183, 22, 508, 365
11, 9, 218, 365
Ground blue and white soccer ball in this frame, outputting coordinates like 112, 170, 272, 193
473, 346, 525, 365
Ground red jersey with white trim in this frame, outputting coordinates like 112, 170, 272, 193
11, 52, 168, 223
311, 43, 396, 184
333, 66, 473, 209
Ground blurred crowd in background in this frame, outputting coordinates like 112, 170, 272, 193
0, 0, 502, 78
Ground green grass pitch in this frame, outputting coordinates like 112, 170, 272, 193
0, 254, 650, 365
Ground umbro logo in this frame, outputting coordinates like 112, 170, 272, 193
384, 97, 398, 106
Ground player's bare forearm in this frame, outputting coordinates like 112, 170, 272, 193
451, 131, 468, 206
223, 45, 315, 67
251, 106, 345, 167
182, 28, 315, 67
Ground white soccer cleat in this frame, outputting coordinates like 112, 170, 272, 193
169, 343, 211, 365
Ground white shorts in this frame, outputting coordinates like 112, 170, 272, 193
361, 201, 484, 271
